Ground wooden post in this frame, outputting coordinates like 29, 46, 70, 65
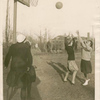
13, 0, 17, 43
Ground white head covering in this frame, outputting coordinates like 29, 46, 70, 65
17, 34, 26, 43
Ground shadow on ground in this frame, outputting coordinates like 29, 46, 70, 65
47, 61, 65, 82
47, 61, 84, 84
31, 77, 42, 100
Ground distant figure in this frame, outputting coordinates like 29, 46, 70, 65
77, 31, 93, 86
64, 34, 78, 85
47, 41, 51, 52
4, 34, 33, 100
75, 40, 78, 51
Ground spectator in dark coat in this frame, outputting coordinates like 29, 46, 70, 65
4, 34, 33, 100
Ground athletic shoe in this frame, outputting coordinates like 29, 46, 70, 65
83, 79, 90, 86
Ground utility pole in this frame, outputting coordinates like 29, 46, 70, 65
13, 0, 30, 43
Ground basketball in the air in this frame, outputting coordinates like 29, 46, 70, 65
55, 2, 63, 9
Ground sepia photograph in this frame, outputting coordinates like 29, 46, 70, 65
0, 0, 100, 100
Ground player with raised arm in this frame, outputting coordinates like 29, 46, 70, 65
76, 31, 93, 86
64, 34, 78, 85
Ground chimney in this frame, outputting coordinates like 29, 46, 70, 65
87, 32, 90, 40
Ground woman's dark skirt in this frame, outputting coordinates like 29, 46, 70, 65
81, 59, 92, 74
6, 67, 32, 88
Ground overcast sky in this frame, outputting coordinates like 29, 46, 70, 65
1, 0, 100, 38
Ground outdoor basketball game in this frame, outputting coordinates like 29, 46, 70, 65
2, 0, 100, 100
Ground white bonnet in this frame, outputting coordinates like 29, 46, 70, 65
17, 34, 26, 43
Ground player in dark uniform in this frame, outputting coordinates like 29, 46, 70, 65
64, 34, 78, 85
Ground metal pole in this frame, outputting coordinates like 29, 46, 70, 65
13, 0, 17, 43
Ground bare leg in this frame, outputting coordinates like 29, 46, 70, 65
84, 73, 88, 80
64, 71, 69, 81
72, 70, 77, 84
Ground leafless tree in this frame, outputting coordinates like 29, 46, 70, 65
5, 0, 10, 46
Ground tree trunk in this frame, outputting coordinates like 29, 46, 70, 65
5, 0, 10, 46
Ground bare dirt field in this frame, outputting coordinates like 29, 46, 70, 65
3, 52, 95, 100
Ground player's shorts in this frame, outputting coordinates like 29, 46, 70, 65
67, 60, 78, 71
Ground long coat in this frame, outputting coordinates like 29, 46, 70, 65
4, 42, 33, 87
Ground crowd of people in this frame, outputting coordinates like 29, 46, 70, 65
4, 31, 93, 100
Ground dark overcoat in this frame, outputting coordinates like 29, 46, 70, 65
4, 42, 32, 87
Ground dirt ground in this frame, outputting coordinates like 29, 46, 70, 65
3, 52, 95, 100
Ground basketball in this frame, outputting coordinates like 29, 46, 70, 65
55, 2, 63, 9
